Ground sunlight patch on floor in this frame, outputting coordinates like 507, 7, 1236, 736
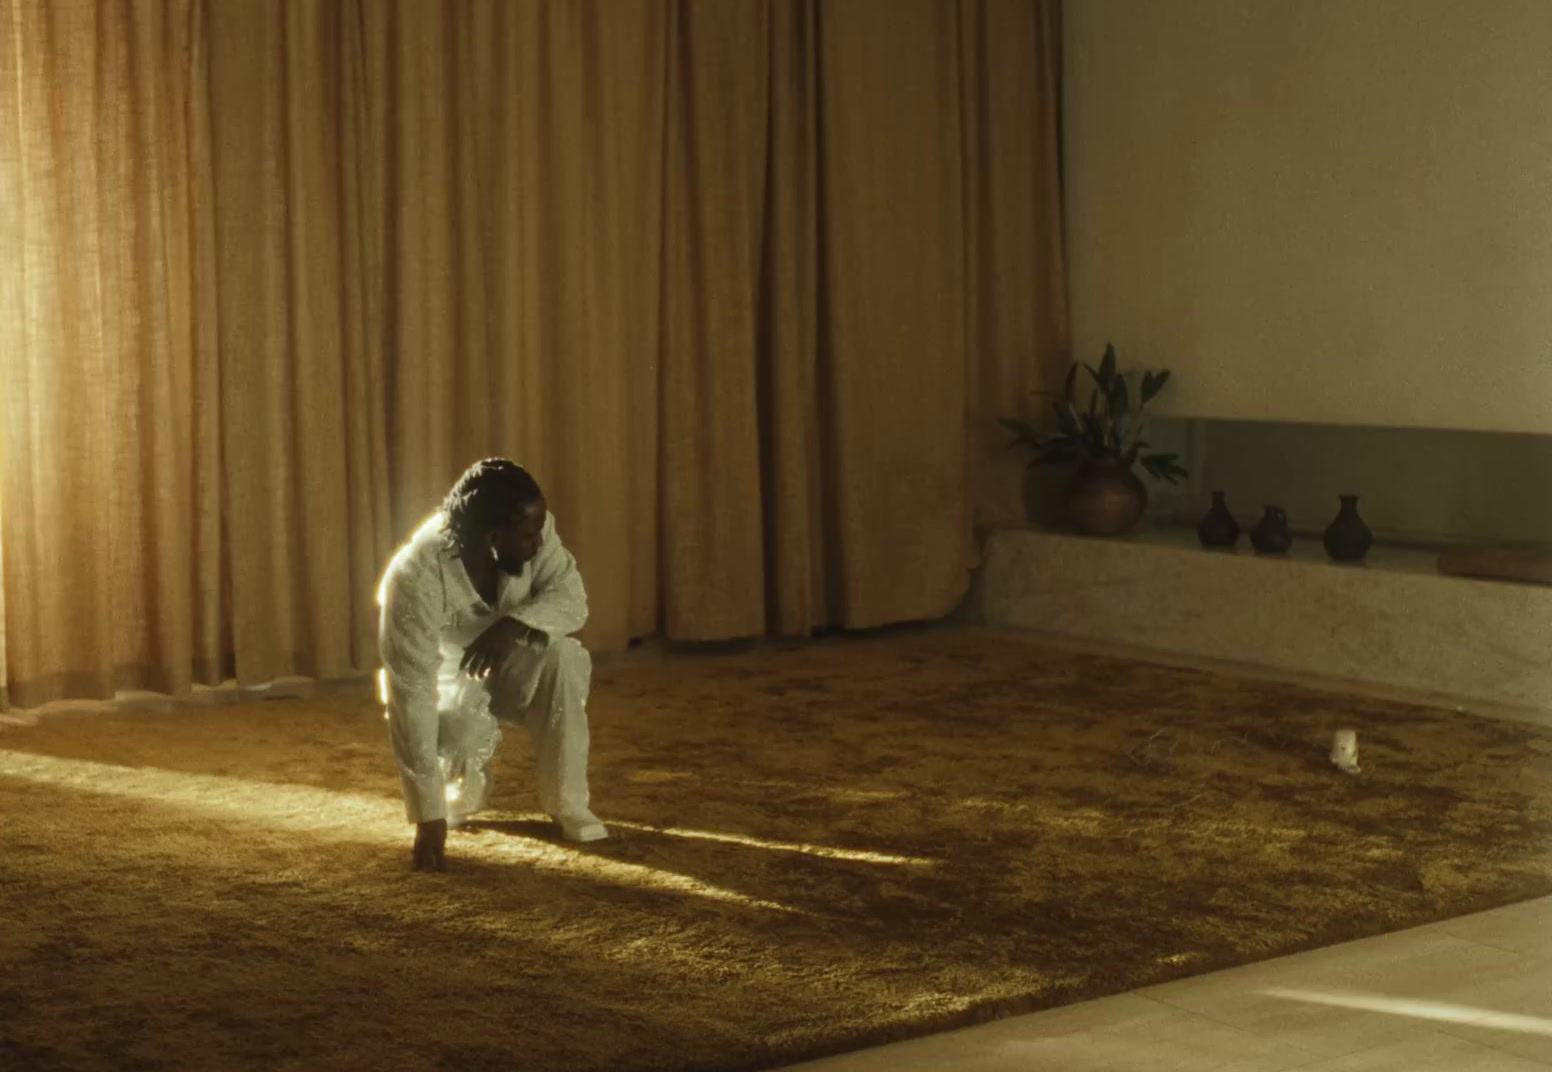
464, 830, 807, 914
0, 749, 804, 914
0, 748, 394, 825
1262, 987, 1552, 1036
605, 819, 936, 867
740, 778, 907, 805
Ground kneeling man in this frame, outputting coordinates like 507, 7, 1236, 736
377, 458, 606, 872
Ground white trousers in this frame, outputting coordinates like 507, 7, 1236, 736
435, 635, 594, 826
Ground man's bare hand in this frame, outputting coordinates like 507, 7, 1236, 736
413, 818, 447, 872
461, 617, 535, 680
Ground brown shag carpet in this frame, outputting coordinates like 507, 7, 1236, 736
3, 625, 1552, 1072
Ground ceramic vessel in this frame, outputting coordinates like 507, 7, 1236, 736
1065, 456, 1147, 537
1196, 491, 1240, 549
1323, 494, 1373, 563
1249, 505, 1292, 554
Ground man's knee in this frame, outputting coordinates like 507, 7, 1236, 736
541, 636, 591, 684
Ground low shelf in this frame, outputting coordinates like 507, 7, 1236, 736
968, 523, 1552, 713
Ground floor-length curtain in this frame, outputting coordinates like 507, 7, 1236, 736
365, 0, 670, 653
0, 0, 227, 710
204, 0, 394, 688
0, 0, 1066, 711
819, 0, 974, 625
962, 0, 1070, 529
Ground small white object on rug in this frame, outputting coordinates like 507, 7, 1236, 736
1331, 728, 1361, 774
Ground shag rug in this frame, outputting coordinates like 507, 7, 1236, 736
3, 625, 1552, 1072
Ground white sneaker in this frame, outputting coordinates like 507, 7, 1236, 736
554, 813, 609, 842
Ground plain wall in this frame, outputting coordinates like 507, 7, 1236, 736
1063, 0, 1552, 435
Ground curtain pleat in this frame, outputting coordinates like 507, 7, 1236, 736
0, 0, 1066, 710
817, 0, 975, 626
659, 0, 771, 640
759, 0, 826, 635
962, 0, 1071, 529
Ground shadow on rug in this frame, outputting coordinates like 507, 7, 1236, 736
2, 625, 1551, 1072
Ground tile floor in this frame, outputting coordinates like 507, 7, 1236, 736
777, 895, 1552, 1071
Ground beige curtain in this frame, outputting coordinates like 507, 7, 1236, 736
0, 0, 227, 709
0, 0, 1066, 711
962, 0, 1071, 528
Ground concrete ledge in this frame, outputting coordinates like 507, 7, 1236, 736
968, 524, 1552, 714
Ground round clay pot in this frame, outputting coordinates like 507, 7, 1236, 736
1197, 490, 1240, 549
1065, 456, 1148, 536
1250, 505, 1293, 554
1322, 494, 1373, 563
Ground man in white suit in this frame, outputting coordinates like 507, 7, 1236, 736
377, 458, 605, 872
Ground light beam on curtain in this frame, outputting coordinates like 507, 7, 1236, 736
0, 0, 226, 710
0, 0, 15, 712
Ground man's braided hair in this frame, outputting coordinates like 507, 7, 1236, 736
440, 458, 543, 555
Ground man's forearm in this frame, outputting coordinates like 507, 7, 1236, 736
509, 595, 586, 638
386, 693, 446, 823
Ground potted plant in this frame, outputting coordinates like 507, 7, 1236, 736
999, 343, 1189, 536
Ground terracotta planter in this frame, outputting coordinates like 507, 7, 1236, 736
1065, 456, 1148, 536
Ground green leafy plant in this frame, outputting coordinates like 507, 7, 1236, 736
999, 343, 1190, 485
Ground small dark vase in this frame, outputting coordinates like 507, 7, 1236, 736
1249, 505, 1293, 554
1065, 456, 1148, 536
1323, 494, 1373, 563
1196, 491, 1240, 549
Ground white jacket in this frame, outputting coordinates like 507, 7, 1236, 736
376, 511, 588, 821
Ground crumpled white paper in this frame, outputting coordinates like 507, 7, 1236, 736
1330, 728, 1361, 774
